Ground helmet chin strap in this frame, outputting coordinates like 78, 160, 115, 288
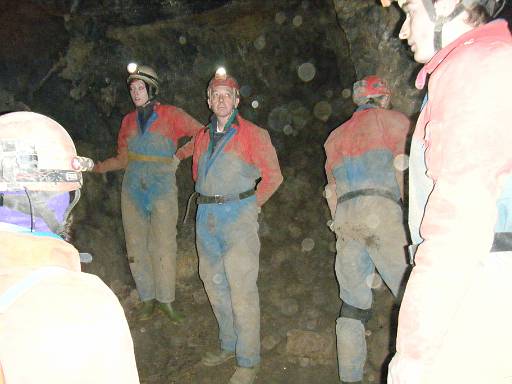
57, 189, 80, 237
423, 0, 465, 51
0, 190, 80, 236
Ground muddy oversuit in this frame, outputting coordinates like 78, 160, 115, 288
324, 105, 410, 382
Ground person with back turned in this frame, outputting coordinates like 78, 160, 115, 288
324, 75, 410, 383
0, 111, 140, 383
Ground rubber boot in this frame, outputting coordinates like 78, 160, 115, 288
157, 301, 184, 324
228, 365, 259, 384
136, 299, 155, 321
201, 350, 236, 366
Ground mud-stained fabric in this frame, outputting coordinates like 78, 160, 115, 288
117, 103, 202, 304
118, 103, 203, 217
324, 107, 410, 200
193, 112, 283, 207
193, 111, 282, 368
389, 20, 512, 384
334, 197, 408, 381
122, 187, 178, 303
324, 106, 410, 382
0, 226, 139, 384
196, 197, 261, 367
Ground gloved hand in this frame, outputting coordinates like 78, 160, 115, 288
170, 155, 180, 173
92, 161, 105, 174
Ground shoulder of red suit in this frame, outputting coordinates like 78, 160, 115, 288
235, 115, 269, 138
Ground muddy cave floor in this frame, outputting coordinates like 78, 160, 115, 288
108, 225, 398, 384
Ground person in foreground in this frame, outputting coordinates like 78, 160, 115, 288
380, 0, 512, 382
0, 111, 140, 383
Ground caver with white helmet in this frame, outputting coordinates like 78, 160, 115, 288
0, 111, 140, 384
0, 111, 93, 237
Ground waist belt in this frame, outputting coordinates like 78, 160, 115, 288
491, 232, 512, 252
128, 152, 174, 163
337, 188, 400, 205
197, 189, 255, 204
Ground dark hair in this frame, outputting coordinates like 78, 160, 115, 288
431, 0, 491, 26
465, 4, 491, 26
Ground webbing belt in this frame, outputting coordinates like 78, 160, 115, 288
337, 188, 400, 205
491, 232, 512, 253
128, 152, 174, 163
197, 189, 255, 204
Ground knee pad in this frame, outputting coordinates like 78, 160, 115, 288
340, 301, 372, 324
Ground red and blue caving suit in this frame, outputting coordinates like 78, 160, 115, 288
192, 110, 283, 368
324, 105, 410, 382
388, 20, 512, 384
118, 102, 202, 304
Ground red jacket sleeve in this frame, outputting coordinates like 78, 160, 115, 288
117, 114, 133, 153
172, 108, 204, 160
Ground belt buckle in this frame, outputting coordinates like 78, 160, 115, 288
214, 194, 224, 204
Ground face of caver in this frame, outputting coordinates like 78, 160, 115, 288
208, 85, 239, 121
129, 79, 149, 107
399, 0, 437, 63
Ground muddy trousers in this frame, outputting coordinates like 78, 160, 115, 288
334, 197, 408, 382
196, 199, 261, 368
121, 189, 178, 303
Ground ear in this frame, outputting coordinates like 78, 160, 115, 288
207, 98, 212, 110
234, 97, 240, 109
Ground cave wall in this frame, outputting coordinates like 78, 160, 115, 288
0, 0, 421, 287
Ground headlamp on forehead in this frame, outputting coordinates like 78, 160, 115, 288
207, 67, 240, 93
127, 62, 138, 74
215, 67, 227, 80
